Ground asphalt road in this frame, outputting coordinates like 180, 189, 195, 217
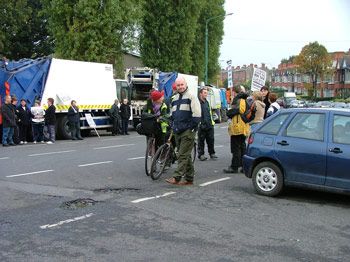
0, 124, 349, 262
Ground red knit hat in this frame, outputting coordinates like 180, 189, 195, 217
151, 90, 164, 101
172, 83, 177, 91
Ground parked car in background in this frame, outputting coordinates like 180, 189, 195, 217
290, 100, 306, 108
316, 101, 332, 108
305, 101, 317, 108
332, 102, 347, 108
276, 98, 285, 108
283, 92, 297, 108
243, 108, 350, 197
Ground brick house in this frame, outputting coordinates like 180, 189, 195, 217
271, 49, 350, 98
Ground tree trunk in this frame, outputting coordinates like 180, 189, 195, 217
313, 74, 317, 100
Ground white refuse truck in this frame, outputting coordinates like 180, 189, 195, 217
1, 57, 117, 139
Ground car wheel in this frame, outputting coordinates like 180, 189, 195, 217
252, 161, 283, 197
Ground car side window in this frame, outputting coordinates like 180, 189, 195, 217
259, 113, 290, 135
285, 113, 325, 141
333, 115, 350, 144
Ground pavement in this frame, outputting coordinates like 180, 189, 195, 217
0, 124, 349, 262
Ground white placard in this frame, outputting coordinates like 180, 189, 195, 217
85, 113, 100, 138
85, 113, 96, 128
251, 68, 267, 91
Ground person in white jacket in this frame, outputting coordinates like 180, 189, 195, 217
266, 93, 280, 118
31, 101, 45, 143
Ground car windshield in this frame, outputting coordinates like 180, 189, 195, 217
258, 113, 290, 135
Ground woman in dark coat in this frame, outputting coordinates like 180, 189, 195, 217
17, 99, 32, 144
260, 86, 270, 119
67, 100, 83, 140
119, 98, 131, 135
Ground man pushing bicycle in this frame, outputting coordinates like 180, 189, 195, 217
166, 77, 201, 186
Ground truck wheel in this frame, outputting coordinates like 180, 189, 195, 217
81, 129, 91, 137
252, 161, 284, 197
133, 119, 140, 129
57, 115, 71, 140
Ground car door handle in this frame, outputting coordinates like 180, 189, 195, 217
277, 140, 289, 146
329, 148, 343, 154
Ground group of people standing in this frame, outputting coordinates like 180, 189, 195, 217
109, 98, 131, 136
223, 85, 280, 174
1, 96, 84, 146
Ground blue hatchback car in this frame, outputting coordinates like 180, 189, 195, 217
243, 108, 350, 196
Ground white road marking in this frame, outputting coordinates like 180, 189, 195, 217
28, 150, 76, 157
101, 136, 143, 141
127, 156, 145, 160
6, 169, 54, 178
199, 177, 231, 187
40, 213, 94, 229
58, 141, 81, 145
220, 126, 228, 129
93, 144, 135, 150
131, 191, 176, 203
78, 161, 113, 167
215, 145, 224, 148
0, 157, 9, 160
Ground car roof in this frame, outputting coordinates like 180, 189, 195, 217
281, 108, 350, 113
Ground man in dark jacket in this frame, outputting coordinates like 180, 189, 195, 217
120, 98, 131, 135
197, 87, 217, 161
67, 100, 83, 140
17, 99, 32, 144
109, 99, 121, 136
166, 77, 201, 186
2, 95, 17, 146
11, 96, 20, 144
44, 98, 56, 144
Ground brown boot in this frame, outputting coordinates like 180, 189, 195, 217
178, 180, 193, 186
165, 177, 180, 185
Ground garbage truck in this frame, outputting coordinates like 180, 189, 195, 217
0, 57, 117, 139
126, 68, 199, 128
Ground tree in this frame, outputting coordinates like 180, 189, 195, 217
281, 55, 296, 64
190, 0, 225, 83
294, 42, 332, 99
43, 0, 141, 77
0, 0, 53, 59
140, 0, 204, 73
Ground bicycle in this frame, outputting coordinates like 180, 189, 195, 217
145, 135, 156, 176
150, 131, 197, 180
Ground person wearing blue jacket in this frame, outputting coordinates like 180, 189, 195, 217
166, 77, 201, 186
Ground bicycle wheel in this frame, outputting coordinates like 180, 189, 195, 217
191, 142, 197, 163
150, 143, 172, 180
145, 137, 156, 176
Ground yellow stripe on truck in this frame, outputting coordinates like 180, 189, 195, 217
43, 104, 110, 111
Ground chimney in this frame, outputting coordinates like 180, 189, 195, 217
261, 63, 266, 68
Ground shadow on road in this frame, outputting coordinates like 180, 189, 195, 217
280, 188, 350, 208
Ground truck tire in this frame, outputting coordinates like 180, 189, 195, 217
133, 118, 140, 129
81, 129, 91, 137
57, 115, 71, 140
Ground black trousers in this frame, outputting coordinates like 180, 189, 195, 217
70, 122, 82, 139
230, 135, 246, 168
198, 127, 215, 156
111, 116, 121, 135
121, 119, 129, 134
19, 123, 29, 142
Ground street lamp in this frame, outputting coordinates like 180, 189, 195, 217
205, 12, 233, 84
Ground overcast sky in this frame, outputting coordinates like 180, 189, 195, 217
219, 0, 350, 69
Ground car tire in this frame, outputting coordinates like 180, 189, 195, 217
252, 161, 283, 197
